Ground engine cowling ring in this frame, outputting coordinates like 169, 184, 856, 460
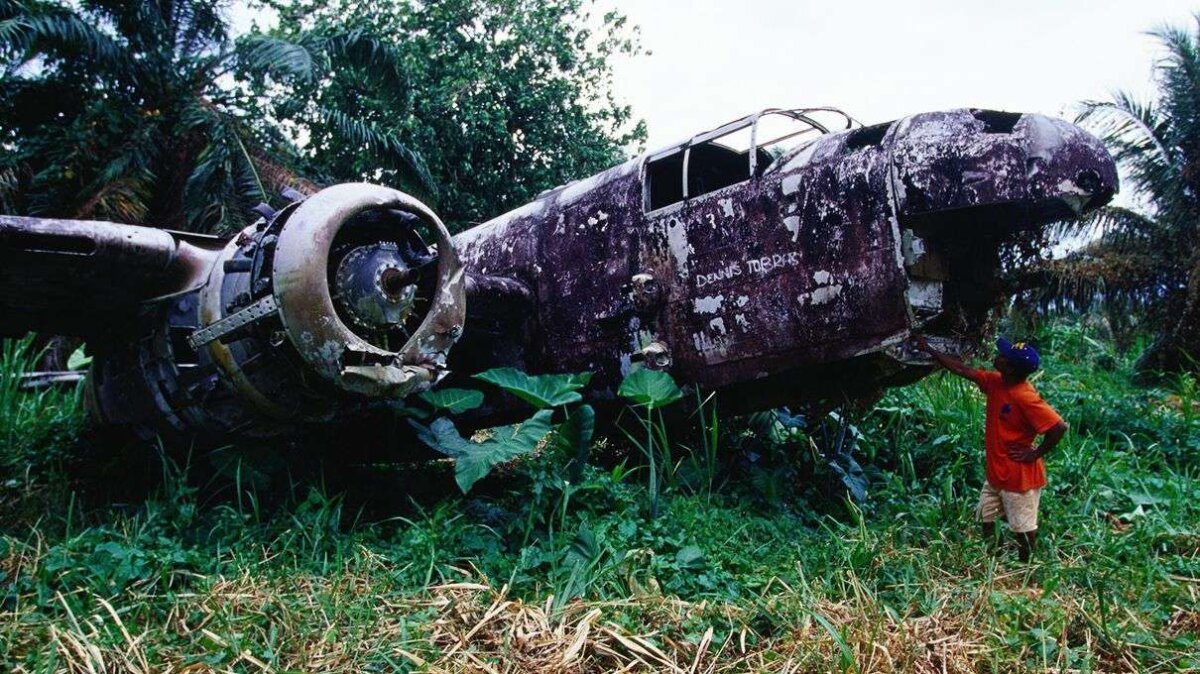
271, 183, 465, 398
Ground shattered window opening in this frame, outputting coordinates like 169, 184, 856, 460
844, 121, 894, 151
752, 112, 827, 173
646, 119, 761, 211
646, 150, 686, 211
755, 109, 857, 173
684, 142, 762, 200
971, 109, 1023, 134
646, 109, 854, 211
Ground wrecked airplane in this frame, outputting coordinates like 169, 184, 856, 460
0, 107, 1117, 448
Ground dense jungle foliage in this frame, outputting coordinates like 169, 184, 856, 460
1, 321, 1198, 672
0, 0, 644, 232
1037, 16, 1200, 379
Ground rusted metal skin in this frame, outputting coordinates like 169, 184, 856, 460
197, 232, 296, 423
447, 273, 536, 378
464, 273, 534, 315
450, 107, 1117, 422
270, 183, 465, 398
889, 110, 1117, 222
0, 216, 223, 337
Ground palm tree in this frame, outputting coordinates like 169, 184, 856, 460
0, 0, 432, 232
1036, 17, 1200, 379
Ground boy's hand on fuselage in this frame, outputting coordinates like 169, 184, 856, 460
913, 334, 933, 354
913, 335, 976, 380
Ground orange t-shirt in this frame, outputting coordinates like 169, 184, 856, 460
973, 370, 1063, 492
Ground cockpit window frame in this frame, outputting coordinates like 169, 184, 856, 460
642, 107, 856, 214
749, 108, 856, 175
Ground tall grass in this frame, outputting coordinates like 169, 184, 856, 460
2, 320, 1199, 672
0, 337, 83, 473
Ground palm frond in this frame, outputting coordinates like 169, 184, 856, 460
173, 0, 230, 57
1020, 245, 1180, 320
251, 149, 321, 197
316, 28, 399, 68
0, 3, 127, 71
1045, 202, 1159, 245
181, 102, 277, 232
235, 33, 316, 81
316, 106, 435, 196
311, 28, 414, 106
0, 165, 20, 213
1076, 96, 1178, 198
73, 173, 154, 223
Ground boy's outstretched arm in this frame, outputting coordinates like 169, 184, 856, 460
912, 335, 977, 381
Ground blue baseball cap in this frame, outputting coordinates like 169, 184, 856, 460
997, 337, 1040, 371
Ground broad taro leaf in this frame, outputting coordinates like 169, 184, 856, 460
413, 411, 555, 493
558, 404, 595, 456
559, 403, 595, 480
827, 452, 868, 503
419, 387, 485, 414
675, 544, 706, 570
68, 345, 92, 370
413, 417, 475, 458
568, 522, 601, 563
776, 407, 807, 429
617, 367, 682, 409
474, 367, 592, 409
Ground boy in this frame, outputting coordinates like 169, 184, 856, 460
914, 336, 1068, 561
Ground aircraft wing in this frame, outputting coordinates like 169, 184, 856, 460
0, 216, 226, 339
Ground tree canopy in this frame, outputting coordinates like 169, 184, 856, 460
0, 0, 644, 233
0, 0, 305, 231
259, 0, 646, 230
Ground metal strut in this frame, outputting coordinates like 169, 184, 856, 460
187, 295, 278, 350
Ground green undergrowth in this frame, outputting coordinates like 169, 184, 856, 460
2, 321, 1198, 672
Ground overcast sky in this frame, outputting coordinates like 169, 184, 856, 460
233, 1, 1198, 150
607, 1, 1197, 149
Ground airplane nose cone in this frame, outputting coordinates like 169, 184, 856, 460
889, 109, 1118, 224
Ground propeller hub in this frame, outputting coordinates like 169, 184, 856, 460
334, 242, 418, 333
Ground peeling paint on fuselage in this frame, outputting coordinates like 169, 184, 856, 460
693, 295, 725, 314
449, 107, 1117, 421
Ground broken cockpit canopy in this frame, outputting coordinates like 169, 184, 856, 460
645, 108, 857, 211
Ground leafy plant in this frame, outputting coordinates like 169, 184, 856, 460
418, 388, 484, 415
474, 368, 592, 409
618, 366, 684, 518
617, 367, 683, 408
678, 389, 722, 498
415, 367, 595, 493
1027, 16, 1200, 378
415, 411, 554, 493
0, 336, 83, 475
556, 403, 596, 483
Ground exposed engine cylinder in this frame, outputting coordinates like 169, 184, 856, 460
90, 184, 465, 440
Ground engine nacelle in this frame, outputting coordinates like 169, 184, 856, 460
88, 184, 465, 440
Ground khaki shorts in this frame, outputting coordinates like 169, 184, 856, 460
976, 482, 1041, 533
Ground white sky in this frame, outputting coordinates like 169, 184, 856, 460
233, 1, 1196, 153
608, 0, 1197, 150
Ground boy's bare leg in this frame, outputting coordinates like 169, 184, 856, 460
1016, 531, 1037, 562
981, 521, 999, 551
